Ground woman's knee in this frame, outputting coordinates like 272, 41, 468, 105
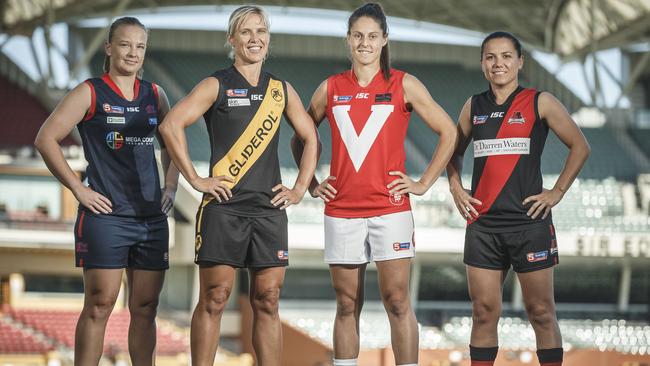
471, 299, 501, 326
525, 302, 557, 328
84, 295, 117, 321
381, 289, 411, 318
201, 285, 232, 317
251, 287, 281, 316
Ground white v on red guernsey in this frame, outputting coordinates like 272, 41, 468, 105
325, 69, 412, 218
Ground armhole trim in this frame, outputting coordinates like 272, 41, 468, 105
83, 81, 96, 122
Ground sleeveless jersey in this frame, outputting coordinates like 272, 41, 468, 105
469, 86, 551, 232
78, 74, 162, 217
201, 66, 287, 217
325, 69, 411, 218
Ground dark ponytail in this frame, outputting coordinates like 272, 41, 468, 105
348, 3, 390, 80
103, 17, 148, 77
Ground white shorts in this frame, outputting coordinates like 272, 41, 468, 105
324, 211, 415, 264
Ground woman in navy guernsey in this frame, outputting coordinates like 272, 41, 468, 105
446, 32, 590, 366
292, 4, 457, 366
159, 5, 317, 366
35, 17, 178, 366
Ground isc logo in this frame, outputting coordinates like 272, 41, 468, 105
251, 94, 263, 101
126, 107, 140, 112
491, 112, 504, 118
355, 93, 369, 99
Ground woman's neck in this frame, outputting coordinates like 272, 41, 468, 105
352, 62, 381, 87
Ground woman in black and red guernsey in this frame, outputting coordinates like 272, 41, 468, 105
446, 31, 590, 366
35, 17, 178, 366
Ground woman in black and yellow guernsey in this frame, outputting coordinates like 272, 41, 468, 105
159, 5, 318, 366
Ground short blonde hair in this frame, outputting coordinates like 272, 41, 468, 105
225, 5, 270, 59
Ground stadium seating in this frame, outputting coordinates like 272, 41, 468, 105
281, 309, 650, 355
6, 308, 188, 355
0, 317, 53, 354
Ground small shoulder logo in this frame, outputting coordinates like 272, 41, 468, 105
271, 88, 283, 102
508, 111, 525, 124
473, 115, 488, 125
333, 95, 352, 103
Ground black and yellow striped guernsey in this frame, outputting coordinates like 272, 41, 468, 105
201, 66, 287, 217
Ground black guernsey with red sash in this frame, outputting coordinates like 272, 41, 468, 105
468, 87, 551, 232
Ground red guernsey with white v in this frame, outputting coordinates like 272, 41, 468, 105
325, 69, 412, 218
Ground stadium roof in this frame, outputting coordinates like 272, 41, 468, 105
2, 0, 650, 58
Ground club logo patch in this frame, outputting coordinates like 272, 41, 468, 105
375, 93, 392, 102
277, 250, 288, 260
106, 131, 124, 150
508, 111, 525, 124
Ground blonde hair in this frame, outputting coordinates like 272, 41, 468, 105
225, 5, 270, 60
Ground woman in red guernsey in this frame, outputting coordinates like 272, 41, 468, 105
35, 17, 178, 365
293, 4, 456, 365
446, 31, 590, 366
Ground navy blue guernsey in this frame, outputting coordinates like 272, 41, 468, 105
77, 74, 163, 217
468, 87, 551, 232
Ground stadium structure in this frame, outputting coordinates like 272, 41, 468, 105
0, 1, 649, 365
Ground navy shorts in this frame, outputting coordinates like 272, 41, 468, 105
74, 210, 169, 270
194, 207, 288, 268
463, 223, 559, 273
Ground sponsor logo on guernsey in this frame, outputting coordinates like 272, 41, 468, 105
277, 250, 288, 260
124, 136, 154, 146
490, 111, 504, 118
229, 111, 280, 176
375, 93, 392, 102
145, 104, 156, 114
107, 116, 125, 124
550, 247, 558, 255
355, 92, 369, 99
251, 94, 263, 101
393, 242, 411, 251
228, 98, 251, 107
508, 111, 526, 124
389, 192, 405, 206
106, 131, 124, 150
473, 137, 530, 157
149, 117, 158, 125
226, 89, 248, 97
527, 250, 548, 262
333, 95, 353, 103
103, 103, 124, 114
163, 252, 169, 262
126, 106, 140, 112
473, 115, 488, 125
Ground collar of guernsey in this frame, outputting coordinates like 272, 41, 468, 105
201, 78, 285, 207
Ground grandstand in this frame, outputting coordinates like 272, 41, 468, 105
1, 1, 649, 366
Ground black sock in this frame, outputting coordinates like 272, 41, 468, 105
469, 345, 499, 361
537, 347, 563, 365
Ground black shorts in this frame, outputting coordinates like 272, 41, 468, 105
74, 210, 169, 270
195, 207, 288, 268
463, 223, 558, 273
